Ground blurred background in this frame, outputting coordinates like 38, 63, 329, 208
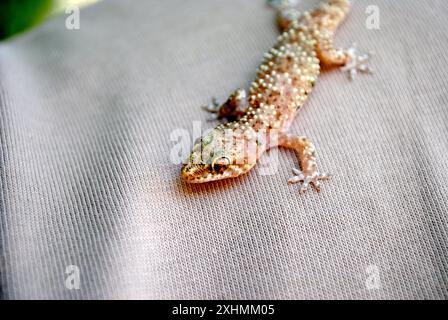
0, 0, 99, 40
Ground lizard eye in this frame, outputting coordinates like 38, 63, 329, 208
211, 156, 231, 172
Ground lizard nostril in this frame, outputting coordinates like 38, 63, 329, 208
182, 164, 207, 180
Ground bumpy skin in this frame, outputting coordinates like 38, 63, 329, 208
182, 0, 365, 193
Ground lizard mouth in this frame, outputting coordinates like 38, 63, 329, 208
181, 163, 240, 183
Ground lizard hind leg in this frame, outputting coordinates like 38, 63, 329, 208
317, 31, 373, 80
340, 43, 374, 80
202, 88, 248, 122
279, 134, 331, 193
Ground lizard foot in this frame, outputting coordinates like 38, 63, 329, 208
202, 97, 221, 121
341, 43, 373, 81
288, 168, 331, 194
202, 89, 248, 122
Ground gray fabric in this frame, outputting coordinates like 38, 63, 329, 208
0, 0, 447, 299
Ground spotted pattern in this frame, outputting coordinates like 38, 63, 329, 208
182, 0, 352, 184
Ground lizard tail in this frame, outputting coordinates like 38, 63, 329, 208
271, 0, 351, 33
314, 0, 351, 32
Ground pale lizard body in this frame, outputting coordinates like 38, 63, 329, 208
181, 0, 371, 193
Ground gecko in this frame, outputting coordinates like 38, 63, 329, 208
181, 0, 372, 193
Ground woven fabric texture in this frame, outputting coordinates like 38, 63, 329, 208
0, 0, 447, 299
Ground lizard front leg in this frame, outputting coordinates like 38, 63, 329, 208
202, 88, 249, 122
279, 133, 330, 193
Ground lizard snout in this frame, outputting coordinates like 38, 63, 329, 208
181, 163, 209, 182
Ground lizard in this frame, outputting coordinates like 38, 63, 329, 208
181, 0, 372, 193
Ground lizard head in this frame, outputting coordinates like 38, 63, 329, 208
181, 127, 255, 183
